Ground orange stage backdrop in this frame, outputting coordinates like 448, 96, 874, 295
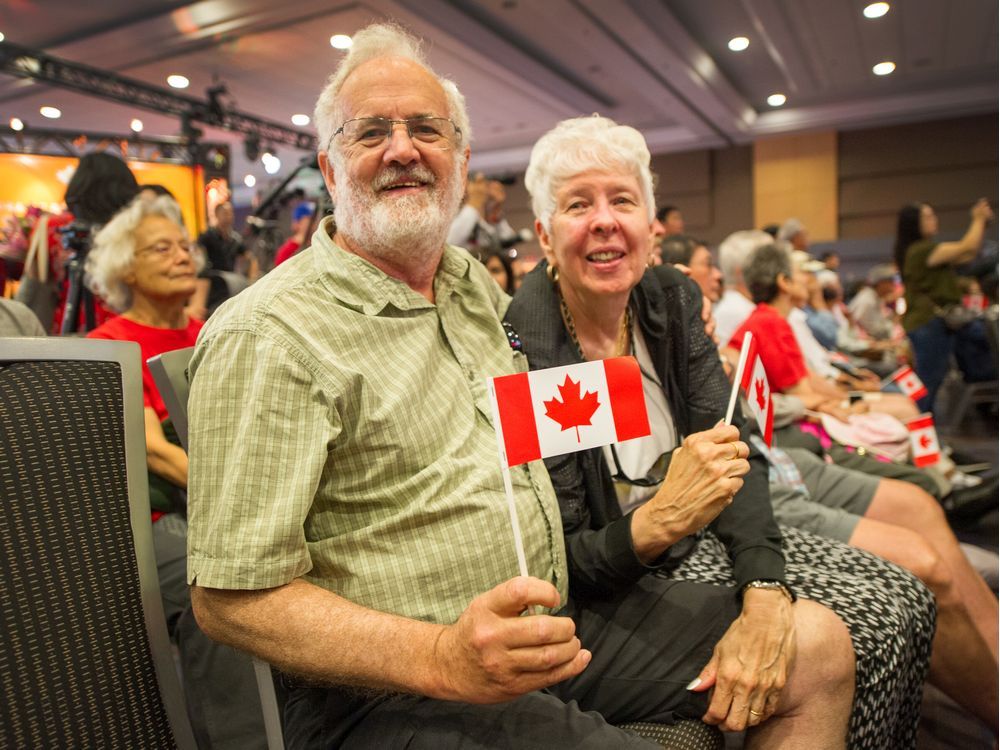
0, 154, 206, 234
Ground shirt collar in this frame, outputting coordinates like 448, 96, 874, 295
309, 216, 475, 316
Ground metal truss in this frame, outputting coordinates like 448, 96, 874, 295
0, 41, 316, 151
0, 125, 229, 166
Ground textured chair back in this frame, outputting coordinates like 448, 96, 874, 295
0, 337, 196, 749
148, 345, 286, 750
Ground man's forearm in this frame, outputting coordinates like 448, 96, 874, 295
192, 579, 447, 697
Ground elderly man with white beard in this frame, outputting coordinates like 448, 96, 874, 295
184, 23, 856, 749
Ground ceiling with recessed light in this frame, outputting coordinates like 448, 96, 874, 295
0, 0, 995, 197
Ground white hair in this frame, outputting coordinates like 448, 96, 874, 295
313, 23, 471, 154
718, 229, 774, 287
85, 195, 194, 312
524, 116, 656, 232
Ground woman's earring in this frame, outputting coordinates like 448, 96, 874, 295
546, 263, 559, 283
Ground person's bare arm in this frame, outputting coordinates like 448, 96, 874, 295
192, 575, 591, 704
144, 407, 188, 487
927, 199, 993, 267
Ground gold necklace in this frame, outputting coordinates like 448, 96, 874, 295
560, 294, 632, 361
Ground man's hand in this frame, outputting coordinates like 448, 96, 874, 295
631, 424, 749, 562
432, 577, 591, 704
466, 173, 490, 215
690, 589, 796, 731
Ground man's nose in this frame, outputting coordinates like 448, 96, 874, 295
382, 122, 419, 165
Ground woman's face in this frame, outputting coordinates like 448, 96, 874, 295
124, 215, 197, 304
688, 245, 722, 302
538, 169, 650, 303
485, 255, 509, 291
919, 204, 938, 238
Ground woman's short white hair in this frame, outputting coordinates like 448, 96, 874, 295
718, 229, 774, 287
85, 195, 189, 312
313, 23, 471, 155
524, 116, 656, 232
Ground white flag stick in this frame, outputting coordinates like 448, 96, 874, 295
880, 366, 904, 389
724, 332, 754, 425
487, 379, 530, 578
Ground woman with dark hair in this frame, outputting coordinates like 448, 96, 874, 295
481, 250, 515, 294
894, 199, 996, 413
64, 152, 140, 226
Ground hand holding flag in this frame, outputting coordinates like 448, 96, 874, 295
488, 357, 650, 576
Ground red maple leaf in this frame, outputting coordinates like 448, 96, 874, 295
754, 377, 768, 411
919, 434, 932, 449
544, 375, 601, 442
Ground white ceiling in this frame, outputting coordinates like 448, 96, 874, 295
1, 0, 996, 202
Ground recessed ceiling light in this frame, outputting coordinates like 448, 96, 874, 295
872, 61, 896, 76
244, 174, 256, 188
291, 113, 310, 126
728, 36, 750, 52
0, 32, 6, 43
767, 93, 786, 107
167, 74, 190, 89
863, 3, 890, 19
263, 156, 281, 175
330, 34, 353, 50
130, 118, 144, 133
10, 117, 23, 131
39, 106, 61, 119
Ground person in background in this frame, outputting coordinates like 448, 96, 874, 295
661, 234, 722, 302
777, 218, 809, 252
656, 204, 684, 235
273, 202, 318, 267
198, 201, 254, 275
714, 229, 773, 345
84, 195, 266, 750
448, 173, 524, 255
894, 199, 997, 414
849, 264, 901, 342
819, 250, 840, 273
480, 250, 515, 294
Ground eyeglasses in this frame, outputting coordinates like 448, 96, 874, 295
137, 239, 194, 259
331, 116, 461, 151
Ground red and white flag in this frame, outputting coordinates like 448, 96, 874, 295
907, 413, 941, 468
488, 357, 651, 467
886, 366, 928, 402
737, 335, 774, 446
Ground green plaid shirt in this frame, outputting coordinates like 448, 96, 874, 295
186, 218, 566, 624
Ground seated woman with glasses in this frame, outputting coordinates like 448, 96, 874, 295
504, 116, 936, 749
84, 196, 266, 749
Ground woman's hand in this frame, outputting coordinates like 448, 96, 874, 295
971, 198, 994, 223
689, 588, 796, 731
630, 423, 749, 562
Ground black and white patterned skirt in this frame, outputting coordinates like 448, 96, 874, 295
663, 525, 936, 749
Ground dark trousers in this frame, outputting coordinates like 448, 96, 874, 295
282, 576, 738, 749
907, 316, 997, 415
154, 514, 268, 750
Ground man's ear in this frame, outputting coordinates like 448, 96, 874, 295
318, 151, 337, 196
460, 144, 471, 187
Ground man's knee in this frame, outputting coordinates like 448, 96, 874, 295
883, 479, 947, 528
904, 536, 954, 601
790, 599, 855, 690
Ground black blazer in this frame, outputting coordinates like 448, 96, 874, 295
504, 262, 785, 601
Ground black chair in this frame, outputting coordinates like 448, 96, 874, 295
0, 337, 197, 749
149, 346, 724, 750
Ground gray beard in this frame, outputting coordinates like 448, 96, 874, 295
333, 160, 464, 265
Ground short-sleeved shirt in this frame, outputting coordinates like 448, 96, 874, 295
901, 239, 962, 331
87, 314, 203, 421
186, 217, 567, 625
729, 303, 808, 392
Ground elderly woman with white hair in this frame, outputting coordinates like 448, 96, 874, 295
504, 116, 936, 748
84, 195, 266, 748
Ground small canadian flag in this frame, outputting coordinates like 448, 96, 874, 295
488, 357, 651, 467
888, 366, 928, 402
907, 413, 941, 468
736, 334, 774, 446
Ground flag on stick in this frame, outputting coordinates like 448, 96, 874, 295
726, 332, 774, 445
907, 413, 941, 468
883, 366, 928, 402
488, 357, 651, 576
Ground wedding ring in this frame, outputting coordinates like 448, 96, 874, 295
748, 709, 763, 717
730, 443, 740, 461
